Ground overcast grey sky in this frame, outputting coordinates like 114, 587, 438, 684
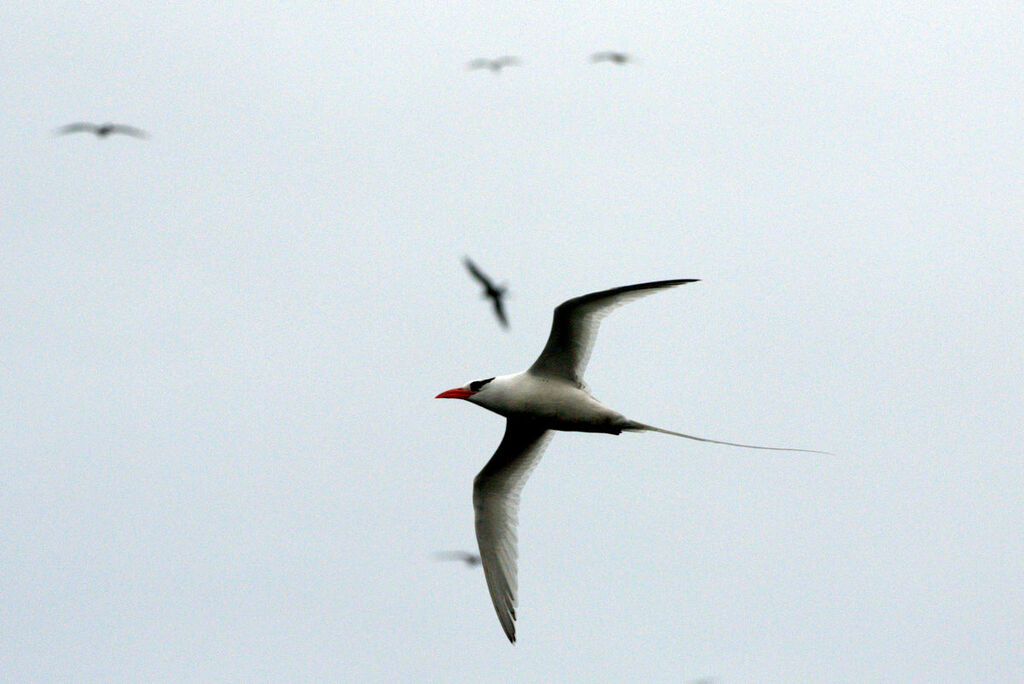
2, 2, 1022, 682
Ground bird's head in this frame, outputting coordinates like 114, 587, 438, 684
435, 377, 495, 402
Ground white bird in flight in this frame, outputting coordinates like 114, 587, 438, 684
436, 279, 828, 643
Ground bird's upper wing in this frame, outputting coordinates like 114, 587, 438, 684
496, 56, 521, 66
109, 125, 148, 138
463, 257, 494, 288
528, 279, 698, 387
55, 123, 95, 135
473, 419, 553, 643
492, 296, 509, 329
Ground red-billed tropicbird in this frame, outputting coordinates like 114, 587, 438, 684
436, 279, 826, 643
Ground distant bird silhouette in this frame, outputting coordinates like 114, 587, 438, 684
591, 51, 631, 64
467, 56, 521, 73
433, 551, 482, 567
55, 122, 148, 139
463, 257, 509, 329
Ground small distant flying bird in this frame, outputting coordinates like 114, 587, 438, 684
467, 56, 521, 73
433, 551, 482, 567
55, 122, 148, 139
463, 257, 509, 329
436, 279, 829, 643
591, 51, 631, 64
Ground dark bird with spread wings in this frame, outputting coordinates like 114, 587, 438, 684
433, 551, 482, 567
436, 279, 829, 643
591, 51, 631, 64
463, 257, 509, 329
467, 56, 521, 73
55, 122, 148, 139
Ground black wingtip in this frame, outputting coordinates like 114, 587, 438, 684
653, 278, 699, 288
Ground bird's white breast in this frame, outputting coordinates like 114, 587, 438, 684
470, 372, 628, 433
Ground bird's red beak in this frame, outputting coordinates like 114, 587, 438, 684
435, 388, 473, 399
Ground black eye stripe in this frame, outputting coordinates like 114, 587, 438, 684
469, 377, 495, 392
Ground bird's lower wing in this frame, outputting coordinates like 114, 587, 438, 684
473, 420, 553, 643
492, 298, 509, 328
528, 279, 698, 386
